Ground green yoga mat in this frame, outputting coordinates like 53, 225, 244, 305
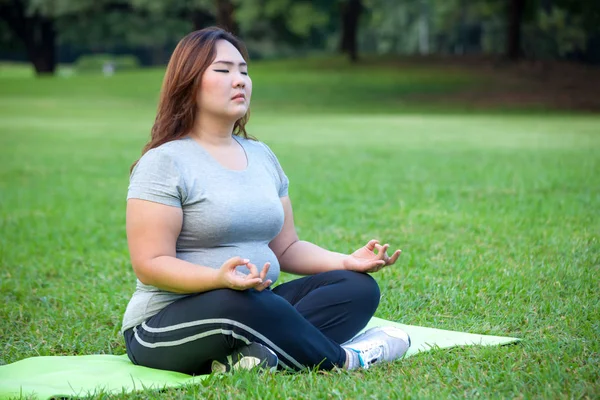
0, 317, 520, 399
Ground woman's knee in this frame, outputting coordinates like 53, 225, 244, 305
325, 270, 381, 309
348, 271, 380, 305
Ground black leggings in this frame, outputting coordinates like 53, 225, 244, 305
123, 270, 380, 375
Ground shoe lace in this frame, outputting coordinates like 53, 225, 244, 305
350, 340, 385, 369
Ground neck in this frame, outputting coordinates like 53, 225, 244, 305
189, 112, 236, 146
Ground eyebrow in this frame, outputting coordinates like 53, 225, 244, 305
212, 60, 247, 67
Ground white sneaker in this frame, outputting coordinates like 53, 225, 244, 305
343, 326, 411, 369
211, 342, 278, 373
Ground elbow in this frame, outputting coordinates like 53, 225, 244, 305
131, 258, 156, 286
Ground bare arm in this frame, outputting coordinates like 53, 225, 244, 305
269, 196, 402, 275
127, 199, 267, 293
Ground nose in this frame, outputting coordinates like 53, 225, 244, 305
233, 71, 245, 88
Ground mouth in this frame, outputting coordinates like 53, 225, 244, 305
231, 94, 246, 100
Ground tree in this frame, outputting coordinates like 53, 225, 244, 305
507, 0, 525, 60
554, 0, 600, 33
234, 0, 331, 57
130, 0, 235, 34
339, 0, 363, 61
215, 0, 238, 34
0, 0, 130, 75
0, 0, 58, 74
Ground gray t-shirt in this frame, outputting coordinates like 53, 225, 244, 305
121, 135, 289, 332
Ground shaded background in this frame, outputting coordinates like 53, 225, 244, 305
3, 0, 600, 67
2, 0, 600, 113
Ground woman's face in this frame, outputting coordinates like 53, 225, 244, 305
197, 39, 252, 121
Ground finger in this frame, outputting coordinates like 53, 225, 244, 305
375, 244, 389, 260
387, 250, 402, 265
382, 243, 390, 254
254, 279, 272, 292
374, 259, 388, 272
236, 277, 263, 290
360, 260, 385, 273
245, 262, 260, 279
259, 262, 271, 281
382, 244, 391, 262
228, 272, 263, 289
365, 239, 380, 252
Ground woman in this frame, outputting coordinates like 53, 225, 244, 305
122, 27, 410, 375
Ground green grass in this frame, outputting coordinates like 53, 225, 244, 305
0, 57, 492, 116
1, 60, 599, 399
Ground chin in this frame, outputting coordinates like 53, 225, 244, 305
225, 109, 248, 121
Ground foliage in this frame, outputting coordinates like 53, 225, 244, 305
22, 0, 100, 17
359, 0, 598, 59
57, 11, 192, 50
129, 0, 214, 15
553, 0, 600, 33
535, 7, 587, 56
236, 0, 331, 48
2, 0, 600, 74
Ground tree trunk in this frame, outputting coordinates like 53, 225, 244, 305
418, 0, 430, 55
339, 0, 363, 62
507, 0, 525, 61
215, 0, 239, 35
0, 0, 57, 75
191, 9, 213, 31
28, 15, 56, 75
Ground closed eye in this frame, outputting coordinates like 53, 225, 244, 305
214, 69, 249, 75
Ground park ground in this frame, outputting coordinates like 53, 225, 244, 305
0, 57, 599, 399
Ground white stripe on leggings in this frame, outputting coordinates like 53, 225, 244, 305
135, 318, 301, 369
134, 326, 293, 370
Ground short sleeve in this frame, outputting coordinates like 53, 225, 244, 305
260, 142, 289, 197
127, 149, 186, 207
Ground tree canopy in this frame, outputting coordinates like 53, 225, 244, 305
1, 0, 598, 75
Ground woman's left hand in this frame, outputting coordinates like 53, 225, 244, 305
342, 239, 401, 273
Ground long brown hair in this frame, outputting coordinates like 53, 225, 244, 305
131, 27, 252, 172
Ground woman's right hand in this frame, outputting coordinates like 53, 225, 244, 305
218, 257, 272, 291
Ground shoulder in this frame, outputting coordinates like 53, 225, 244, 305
135, 139, 194, 169
132, 139, 194, 178
147, 139, 193, 159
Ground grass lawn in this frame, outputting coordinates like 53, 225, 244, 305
0, 60, 599, 399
